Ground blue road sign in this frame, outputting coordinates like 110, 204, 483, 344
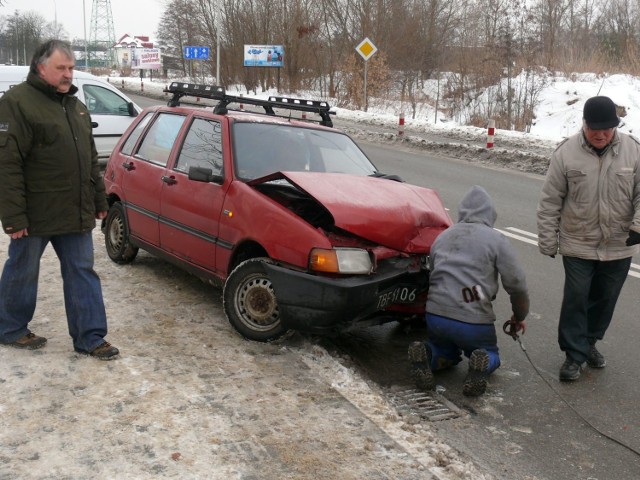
183, 46, 210, 60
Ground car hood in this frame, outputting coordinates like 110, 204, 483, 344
253, 172, 452, 252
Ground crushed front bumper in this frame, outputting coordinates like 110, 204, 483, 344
263, 258, 428, 335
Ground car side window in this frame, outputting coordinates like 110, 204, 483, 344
83, 84, 131, 115
174, 117, 223, 175
121, 112, 153, 156
135, 113, 186, 167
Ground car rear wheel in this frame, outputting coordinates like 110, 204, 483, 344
105, 202, 138, 264
223, 258, 288, 342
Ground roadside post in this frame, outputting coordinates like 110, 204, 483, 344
355, 38, 377, 112
486, 119, 495, 148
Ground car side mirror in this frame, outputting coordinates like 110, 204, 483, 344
188, 166, 223, 184
128, 102, 138, 117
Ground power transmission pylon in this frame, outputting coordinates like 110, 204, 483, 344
88, 0, 116, 69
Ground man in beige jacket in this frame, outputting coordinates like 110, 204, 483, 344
537, 96, 640, 381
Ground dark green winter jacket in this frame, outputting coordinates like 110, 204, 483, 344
0, 71, 108, 236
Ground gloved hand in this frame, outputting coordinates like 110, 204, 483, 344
626, 230, 640, 246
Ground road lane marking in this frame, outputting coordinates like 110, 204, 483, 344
495, 228, 538, 246
495, 227, 640, 277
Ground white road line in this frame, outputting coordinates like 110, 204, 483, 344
505, 227, 537, 238
496, 227, 640, 273
494, 228, 538, 246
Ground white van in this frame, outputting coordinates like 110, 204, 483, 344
0, 66, 141, 164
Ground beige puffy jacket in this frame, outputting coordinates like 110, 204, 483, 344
537, 130, 640, 260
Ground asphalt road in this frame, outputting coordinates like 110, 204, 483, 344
345, 140, 640, 480
125, 90, 640, 479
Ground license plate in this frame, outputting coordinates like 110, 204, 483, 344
376, 285, 418, 309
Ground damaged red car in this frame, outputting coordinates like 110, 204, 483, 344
102, 83, 452, 341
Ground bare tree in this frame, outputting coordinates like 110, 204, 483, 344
0, 11, 49, 65
157, 0, 207, 77
52, 0, 640, 129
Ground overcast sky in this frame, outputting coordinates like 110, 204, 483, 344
3, 0, 165, 40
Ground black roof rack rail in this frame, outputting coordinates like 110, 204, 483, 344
163, 82, 335, 127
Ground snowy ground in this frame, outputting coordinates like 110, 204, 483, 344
110, 70, 640, 149
0, 229, 494, 480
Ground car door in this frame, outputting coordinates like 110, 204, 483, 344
121, 112, 187, 246
159, 116, 227, 272
78, 81, 140, 161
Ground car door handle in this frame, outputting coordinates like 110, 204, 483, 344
122, 161, 135, 171
162, 175, 177, 185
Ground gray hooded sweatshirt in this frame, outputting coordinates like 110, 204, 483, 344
425, 186, 529, 325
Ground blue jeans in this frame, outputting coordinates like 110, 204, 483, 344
559, 256, 631, 363
425, 313, 501, 373
0, 232, 108, 352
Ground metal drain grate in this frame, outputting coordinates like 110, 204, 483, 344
389, 389, 462, 421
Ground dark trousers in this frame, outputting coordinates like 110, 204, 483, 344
559, 256, 631, 363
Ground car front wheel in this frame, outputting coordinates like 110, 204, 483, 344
223, 258, 288, 342
104, 202, 138, 264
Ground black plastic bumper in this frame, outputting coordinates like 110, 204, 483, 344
263, 258, 428, 335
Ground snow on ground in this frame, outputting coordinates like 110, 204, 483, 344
0, 230, 491, 480
110, 71, 640, 146
529, 73, 640, 139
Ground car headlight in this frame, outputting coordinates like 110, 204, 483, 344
310, 248, 372, 274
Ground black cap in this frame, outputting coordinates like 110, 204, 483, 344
583, 96, 619, 129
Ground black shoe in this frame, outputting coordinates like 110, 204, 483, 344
587, 345, 606, 368
559, 356, 581, 381
5, 332, 47, 350
408, 341, 435, 390
463, 349, 490, 397
76, 341, 119, 360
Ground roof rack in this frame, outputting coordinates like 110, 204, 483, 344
163, 82, 334, 127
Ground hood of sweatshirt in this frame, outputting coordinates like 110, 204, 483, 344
457, 185, 497, 227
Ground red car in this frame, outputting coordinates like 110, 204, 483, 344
102, 83, 452, 341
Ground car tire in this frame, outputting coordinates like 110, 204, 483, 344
105, 202, 138, 264
223, 258, 288, 342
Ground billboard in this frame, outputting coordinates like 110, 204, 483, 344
243, 45, 284, 67
131, 48, 162, 70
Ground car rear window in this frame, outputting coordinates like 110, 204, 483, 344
135, 113, 186, 167
121, 112, 153, 156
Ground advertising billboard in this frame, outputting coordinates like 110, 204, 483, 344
131, 48, 162, 70
243, 45, 284, 67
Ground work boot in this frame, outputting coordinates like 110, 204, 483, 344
5, 332, 47, 350
76, 341, 120, 360
408, 341, 435, 391
559, 356, 581, 381
463, 349, 490, 397
587, 345, 606, 368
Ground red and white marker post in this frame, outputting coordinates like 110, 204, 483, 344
486, 119, 495, 148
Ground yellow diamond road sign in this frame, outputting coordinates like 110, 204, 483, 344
356, 38, 377, 61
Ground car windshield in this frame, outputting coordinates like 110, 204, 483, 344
232, 123, 377, 181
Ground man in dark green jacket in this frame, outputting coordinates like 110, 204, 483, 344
0, 40, 119, 360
